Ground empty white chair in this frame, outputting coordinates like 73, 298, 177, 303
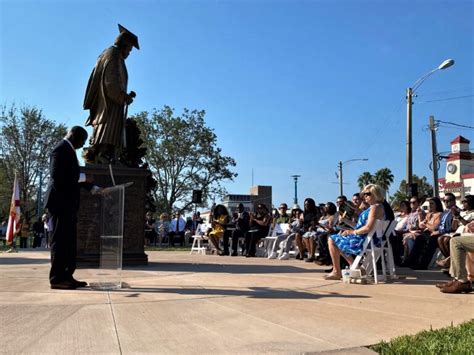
190, 223, 210, 255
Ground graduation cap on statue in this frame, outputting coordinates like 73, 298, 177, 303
116, 24, 140, 50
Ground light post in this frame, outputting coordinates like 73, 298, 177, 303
290, 175, 301, 207
406, 59, 454, 191
338, 159, 368, 196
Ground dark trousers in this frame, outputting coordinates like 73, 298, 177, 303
49, 213, 77, 284
245, 229, 267, 257
389, 232, 404, 266
316, 233, 330, 262
20, 238, 28, 248
405, 232, 439, 269
168, 231, 184, 246
230, 229, 246, 255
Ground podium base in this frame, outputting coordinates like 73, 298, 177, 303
76, 164, 149, 266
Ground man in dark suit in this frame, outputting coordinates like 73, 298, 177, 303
45, 126, 99, 290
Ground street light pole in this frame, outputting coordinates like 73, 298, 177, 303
290, 175, 301, 206
338, 159, 368, 196
405, 58, 454, 191
429, 115, 439, 198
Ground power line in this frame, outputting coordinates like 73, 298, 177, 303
436, 120, 474, 130
418, 94, 474, 103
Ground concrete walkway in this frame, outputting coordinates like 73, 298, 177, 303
0, 250, 472, 354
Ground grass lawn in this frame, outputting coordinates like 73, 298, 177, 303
370, 319, 474, 354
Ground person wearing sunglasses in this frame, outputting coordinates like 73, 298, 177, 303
325, 184, 386, 280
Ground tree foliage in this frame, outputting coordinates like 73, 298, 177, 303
132, 106, 237, 213
390, 175, 433, 208
357, 168, 394, 199
0, 104, 67, 223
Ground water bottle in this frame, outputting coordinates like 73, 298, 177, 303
342, 266, 351, 284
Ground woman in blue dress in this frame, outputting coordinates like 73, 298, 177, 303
325, 184, 386, 280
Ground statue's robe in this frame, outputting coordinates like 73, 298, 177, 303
84, 46, 128, 149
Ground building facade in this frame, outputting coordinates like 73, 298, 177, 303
438, 136, 474, 202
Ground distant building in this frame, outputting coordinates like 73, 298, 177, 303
438, 135, 474, 203
222, 185, 273, 213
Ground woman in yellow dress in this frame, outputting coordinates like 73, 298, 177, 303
208, 204, 230, 253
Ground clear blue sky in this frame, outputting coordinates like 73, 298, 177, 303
1, 0, 472, 208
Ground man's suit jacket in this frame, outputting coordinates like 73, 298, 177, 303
44, 140, 82, 215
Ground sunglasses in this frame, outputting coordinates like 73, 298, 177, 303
363, 192, 372, 197
443, 199, 454, 203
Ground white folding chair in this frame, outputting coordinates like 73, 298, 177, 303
380, 220, 398, 279
350, 219, 389, 284
190, 224, 210, 255
262, 223, 290, 257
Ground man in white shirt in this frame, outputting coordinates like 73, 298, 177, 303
169, 211, 186, 247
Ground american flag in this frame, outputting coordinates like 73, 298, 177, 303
6, 174, 21, 243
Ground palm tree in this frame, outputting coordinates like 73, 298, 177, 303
374, 168, 394, 199
357, 172, 374, 190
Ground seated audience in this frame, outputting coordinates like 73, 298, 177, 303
278, 208, 303, 260
436, 225, 474, 293
144, 211, 157, 246
245, 204, 271, 257
267, 203, 291, 259
403, 197, 444, 269
208, 204, 230, 254
169, 211, 186, 247
326, 184, 386, 280
437, 195, 474, 269
296, 198, 320, 261
314, 202, 338, 266
226, 203, 250, 256
390, 200, 411, 266
157, 213, 170, 246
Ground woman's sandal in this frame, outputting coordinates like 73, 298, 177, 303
324, 273, 342, 280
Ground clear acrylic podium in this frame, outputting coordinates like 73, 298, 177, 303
90, 184, 125, 290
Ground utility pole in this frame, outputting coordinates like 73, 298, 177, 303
338, 161, 343, 196
36, 170, 43, 218
429, 116, 439, 198
290, 175, 301, 206
406, 87, 413, 187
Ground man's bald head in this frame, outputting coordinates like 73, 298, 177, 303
66, 126, 88, 149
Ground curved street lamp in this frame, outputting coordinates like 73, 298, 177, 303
338, 159, 368, 196
405, 59, 455, 191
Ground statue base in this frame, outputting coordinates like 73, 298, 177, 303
77, 164, 149, 266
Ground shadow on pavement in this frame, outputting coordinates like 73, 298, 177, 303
0, 256, 50, 265
126, 262, 322, 274
113, 285, 371, 300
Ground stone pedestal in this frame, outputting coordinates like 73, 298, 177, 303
77, 164, 149, 266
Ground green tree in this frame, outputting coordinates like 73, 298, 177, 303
374, 168, 394, 198
390, 175, 433, 208
0, 104, 67, 224
133, 106, 237, 213
357, 172, 374, 190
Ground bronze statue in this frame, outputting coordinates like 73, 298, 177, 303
83, 24, 139, 164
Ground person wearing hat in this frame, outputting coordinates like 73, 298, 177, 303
83, 24, 140, 163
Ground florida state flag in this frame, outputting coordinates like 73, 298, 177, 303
6, 174, 21, 243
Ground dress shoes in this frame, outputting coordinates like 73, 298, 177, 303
435, 279, 455, 289
50, 281, 77, 290
70, 278, 88, 288
218, 251, 230, 256
440, 280, 472, 294
230, 252, 238, 257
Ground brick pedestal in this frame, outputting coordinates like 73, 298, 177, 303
77, 164, 149, 266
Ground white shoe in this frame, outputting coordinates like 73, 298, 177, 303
279, 252, 290, 260
267, 252, 277, 259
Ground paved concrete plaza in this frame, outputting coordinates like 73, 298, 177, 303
0, 250, 473, 354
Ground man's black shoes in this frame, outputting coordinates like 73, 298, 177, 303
50, 281, 77, 290
70, 278, 88, 288
50, 279, 88, 290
